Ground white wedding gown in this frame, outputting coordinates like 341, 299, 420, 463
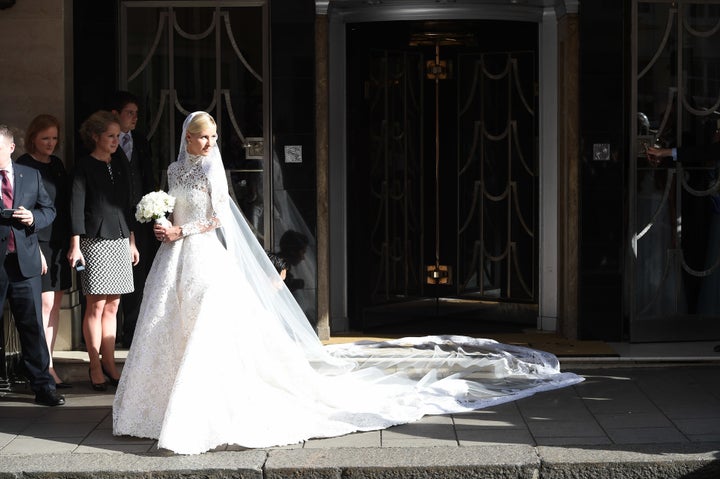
113, 136, 582, 455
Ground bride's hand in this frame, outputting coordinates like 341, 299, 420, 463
154, 223, 170, 242
154, 223, 183, 243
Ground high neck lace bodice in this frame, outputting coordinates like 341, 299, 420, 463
167, 156, 216, 235
184, 152, 204, 165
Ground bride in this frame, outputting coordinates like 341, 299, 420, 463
112, 111, 583, 454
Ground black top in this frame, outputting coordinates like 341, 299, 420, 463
70, 154, 135, 239
16, 153, 70, 244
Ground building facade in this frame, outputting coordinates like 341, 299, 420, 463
0, 0, 718, 364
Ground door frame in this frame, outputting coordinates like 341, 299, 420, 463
323, 1, 567, 333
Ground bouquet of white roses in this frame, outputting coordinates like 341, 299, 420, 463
135, 191, 176, 224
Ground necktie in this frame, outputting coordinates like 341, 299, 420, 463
1, 170, 15, 253
121, 133, 132, 159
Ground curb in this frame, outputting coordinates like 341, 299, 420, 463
2, 444, 719, 479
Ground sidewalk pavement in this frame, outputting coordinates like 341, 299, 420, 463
0, 342, 719, 479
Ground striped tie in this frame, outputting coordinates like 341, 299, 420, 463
0, 170, 15, 253
121, 133, 132, 159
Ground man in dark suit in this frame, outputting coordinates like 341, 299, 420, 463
0, 125, 61, 406
110, 91, 158, 347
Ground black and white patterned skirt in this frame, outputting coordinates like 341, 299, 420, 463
79, 237, 134, 295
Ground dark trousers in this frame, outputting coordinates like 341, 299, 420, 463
0, 254, 53, 394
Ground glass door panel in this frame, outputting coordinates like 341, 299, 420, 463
632, 0, 720, 341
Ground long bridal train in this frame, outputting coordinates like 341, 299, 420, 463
113, 191, 582, 453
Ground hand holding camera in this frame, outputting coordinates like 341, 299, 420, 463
0, 208, 17, 219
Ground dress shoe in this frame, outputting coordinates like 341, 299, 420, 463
88, 369, 107, 391
55, 382, 73, 389
35, 390, 65, 406
101, 364, 120, 387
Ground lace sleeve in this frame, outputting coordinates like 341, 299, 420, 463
180, 215, 220, 236
181, 158, 227, 237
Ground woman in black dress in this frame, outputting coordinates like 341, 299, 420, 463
68, 110, 139, 391
16, 114, 72, 388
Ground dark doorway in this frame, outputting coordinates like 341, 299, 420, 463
347, 20, 539, 336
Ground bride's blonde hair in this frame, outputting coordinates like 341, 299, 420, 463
185, 112, 216, 136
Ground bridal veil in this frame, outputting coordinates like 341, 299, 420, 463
192, 109, 583, 400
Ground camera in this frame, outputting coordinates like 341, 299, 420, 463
74, 260, 85, 272
0, 208, 17, 219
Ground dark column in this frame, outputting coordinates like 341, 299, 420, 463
315, 14, 330, 340
557, 13, 580, 340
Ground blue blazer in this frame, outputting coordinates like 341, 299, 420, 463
0, 162, 56, 278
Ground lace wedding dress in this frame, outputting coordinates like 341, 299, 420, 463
113, 112, 583, 455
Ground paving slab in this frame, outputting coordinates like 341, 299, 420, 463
538, 444, 720, 479
265, 445, 541, 479
0, 361, 719, 479
0, 450, 268, 479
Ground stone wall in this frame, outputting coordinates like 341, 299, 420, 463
0, 0, 79, 351
0, 0, 72, 157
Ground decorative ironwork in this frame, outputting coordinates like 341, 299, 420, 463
366, 47, 538, 303
367, 50, 424, 300
457, 51, 537, 301
1, 309, 24, 391
121, 2, 319, 325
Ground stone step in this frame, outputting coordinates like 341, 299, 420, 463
0, 445, 718, 479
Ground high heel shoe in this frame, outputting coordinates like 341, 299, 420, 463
101, 364, 120, 387
88, 368, 107, 391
